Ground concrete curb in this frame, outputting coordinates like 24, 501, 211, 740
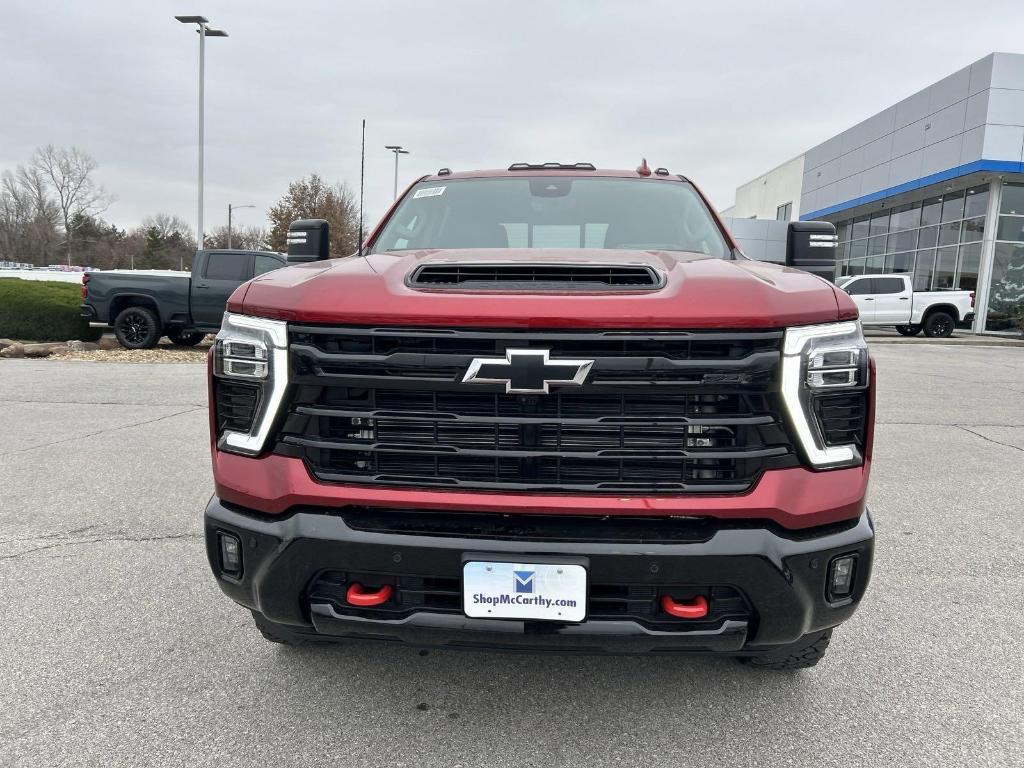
866, 335, 1024, 347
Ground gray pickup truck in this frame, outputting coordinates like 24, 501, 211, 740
81, 249, 285, 349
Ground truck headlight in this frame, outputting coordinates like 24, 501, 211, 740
781, 321, 868, 469
213, 312, 289, 456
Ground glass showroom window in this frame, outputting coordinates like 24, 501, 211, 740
834, 185, 988, 291
984, 182, 1024, 333
913, 249, 935, 290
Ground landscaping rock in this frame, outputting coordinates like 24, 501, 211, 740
0, 343, 25, 358
97, 335, 121, 350
67, 340, 101, 352
0, 338, 16, 350
22, 342, 68, 358
48, 341, 211, 363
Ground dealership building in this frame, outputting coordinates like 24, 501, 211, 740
721, 52, 1024, 334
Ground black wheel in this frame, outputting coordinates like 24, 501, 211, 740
739, 629, 832, 670
923, 311, 955, 338
113, 306, 161, 349
166, 330, 206, 347
895, 324, 922, 336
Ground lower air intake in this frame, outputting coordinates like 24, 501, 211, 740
215, 380, 261, 434
813, 392, 867, 447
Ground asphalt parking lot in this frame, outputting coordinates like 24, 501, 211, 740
1, 345, 1023, 767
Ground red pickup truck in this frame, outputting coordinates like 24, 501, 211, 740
204, 163, 874, 669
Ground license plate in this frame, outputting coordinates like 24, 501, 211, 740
463, 561, 587, 622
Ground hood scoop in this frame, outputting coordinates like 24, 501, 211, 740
408, 262, 664, 291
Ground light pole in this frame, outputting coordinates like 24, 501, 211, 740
175, 15, 228, 249
385, 145, 410, 200
227, 204, 255, 249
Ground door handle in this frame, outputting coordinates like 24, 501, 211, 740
899, 297, 909, 300
863, 297, 874, 301
194, 284, 210, 290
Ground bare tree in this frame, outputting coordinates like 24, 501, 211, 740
135, 213, 197, 270
30, 145, 113, 266
0, 169, 61, 264
205, 224, 269, 251
141, 212, 193, 242
13, 164, 52, 215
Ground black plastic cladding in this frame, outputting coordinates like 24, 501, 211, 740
271, 326, 800, 493
307, 569, 750, 631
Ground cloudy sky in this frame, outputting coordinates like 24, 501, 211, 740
3, 0, 1023, 236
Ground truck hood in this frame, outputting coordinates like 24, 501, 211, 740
231, 249, 854, 329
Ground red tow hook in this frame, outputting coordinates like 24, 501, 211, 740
660, 594, 709, 619
346, 583, 393, 607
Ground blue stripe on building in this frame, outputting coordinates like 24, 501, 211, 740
800, 159, 1024, 221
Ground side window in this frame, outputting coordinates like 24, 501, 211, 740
254, 255, 283, 277
873, 277, 906, 294
844, 278, 873, 296
204, 252, 251, 281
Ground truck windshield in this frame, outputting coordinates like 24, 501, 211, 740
371, 177, 729, 257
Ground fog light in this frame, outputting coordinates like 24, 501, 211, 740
218, 532, 242, 577
827, 554, 856, 600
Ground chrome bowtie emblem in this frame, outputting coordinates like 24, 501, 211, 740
462, 348, 594, 394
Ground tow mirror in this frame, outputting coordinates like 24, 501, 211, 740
786, 221, 837, 282
286, 219, 330, 263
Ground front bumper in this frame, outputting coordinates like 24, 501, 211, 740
205, 496, 874, 654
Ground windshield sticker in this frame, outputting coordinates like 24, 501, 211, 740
413, 186, 446, 199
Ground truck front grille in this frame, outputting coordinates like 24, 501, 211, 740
273, 326, 797, 494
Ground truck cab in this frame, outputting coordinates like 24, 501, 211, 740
188, 250, 285, 328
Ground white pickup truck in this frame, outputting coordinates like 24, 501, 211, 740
837, 274, 975, 337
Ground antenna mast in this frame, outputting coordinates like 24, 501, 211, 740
358, 119, 366, 256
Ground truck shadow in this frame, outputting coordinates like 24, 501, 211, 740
256, 638, 821, 736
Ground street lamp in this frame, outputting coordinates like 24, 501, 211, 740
175, 15, 228, 248
227, 204, 256, 249
385, 145, 410, 200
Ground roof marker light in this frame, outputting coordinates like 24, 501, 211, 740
507, 162, 596, 171
637, 158, 651, 177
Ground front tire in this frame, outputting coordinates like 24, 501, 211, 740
739, 629, 832, 670
895, 324, 922, 336
166, 330, 206, 347
923, 311, 955, 338
113, 306, 161, 349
